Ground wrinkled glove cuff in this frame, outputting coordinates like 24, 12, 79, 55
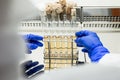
90, 46, 110, 62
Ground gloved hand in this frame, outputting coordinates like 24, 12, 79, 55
23, 34, 44, 78
23, 34, 43, 53
24, 60, 44, 78
75, 30, 109, 62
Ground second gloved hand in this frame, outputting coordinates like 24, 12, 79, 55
23, 34, 43, 53
75, 30, 109, 62
24, 60, 44, 78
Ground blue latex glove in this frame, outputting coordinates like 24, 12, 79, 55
75, 30, 109, 62
24, 34, 43, 53
24, 60, 44, 77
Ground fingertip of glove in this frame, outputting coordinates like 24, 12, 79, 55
74, 39, 77, 43
37, 36, 43, 41
26, 65, 44, 76
75, 38, 80, 43
82, 48, 88, 53
31, 44, 38, 50
34, 35, 43, 41
37, 65, 44, 70
25, 34, 44, 41
75, 32, 80, 37
75, 30, 85, 37
77, 44, 83, 47
32, 61, 39, 65
38, 42, 43, 47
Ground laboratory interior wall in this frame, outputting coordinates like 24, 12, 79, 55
98, 32, 120, 53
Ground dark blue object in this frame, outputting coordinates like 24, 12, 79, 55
24, 61, 44, 77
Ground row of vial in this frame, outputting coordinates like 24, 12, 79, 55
20, 22, 120, 29
44, 36, 76, 49
20, 21, 79, 27
22, 16, 120, 22
84, 16, 120, 22
83, 23, 120, 28
45, 59, 77, 69
44, 36, 78, 69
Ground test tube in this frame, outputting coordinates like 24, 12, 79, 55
56, 36, 60, 49
65, 36, 68, 67
59, 36, 62, 48
54, 50, 57, 68
57, 15, 60, 27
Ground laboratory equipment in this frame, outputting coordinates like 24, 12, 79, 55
44, 36, 78, 69
19, 0, 120, 70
